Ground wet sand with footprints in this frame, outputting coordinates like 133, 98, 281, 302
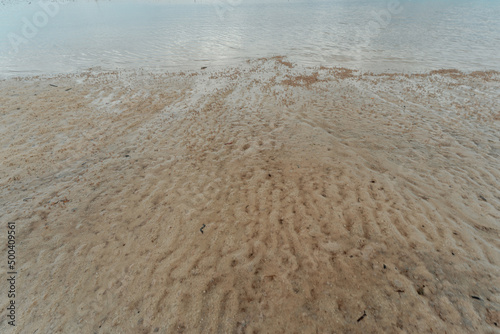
1, 58, 499, 333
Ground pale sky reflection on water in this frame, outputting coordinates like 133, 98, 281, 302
0, 0, 499, 77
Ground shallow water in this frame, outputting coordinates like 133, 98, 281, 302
0, 0, 499, 78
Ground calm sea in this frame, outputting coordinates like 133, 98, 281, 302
0, 0, 499, 78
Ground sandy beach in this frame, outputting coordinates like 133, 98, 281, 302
1, 57, 499, 333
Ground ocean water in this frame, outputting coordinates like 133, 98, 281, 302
0, 0, 499, 78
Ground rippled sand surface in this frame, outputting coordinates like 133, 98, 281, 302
1, 58, 499, 333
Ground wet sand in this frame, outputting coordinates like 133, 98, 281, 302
0, 58, 499, 333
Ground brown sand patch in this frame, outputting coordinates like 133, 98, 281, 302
282, 72, 324, 87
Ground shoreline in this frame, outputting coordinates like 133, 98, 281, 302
2, 55, 500, 82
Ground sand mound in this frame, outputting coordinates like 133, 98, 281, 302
1, 59, 499, 333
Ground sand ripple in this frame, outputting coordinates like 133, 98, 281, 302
0, 59, 499, 333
